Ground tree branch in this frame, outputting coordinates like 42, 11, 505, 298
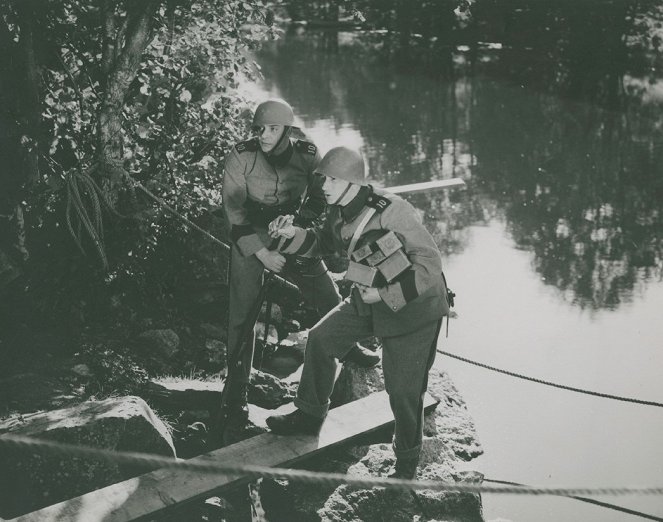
98, 0, 159, 178
101, 0, 118, 76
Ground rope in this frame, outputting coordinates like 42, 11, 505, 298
485, 478, 663, 522
126, 175, 299, 293
1, 435, 662, 497
438, 350, 663, 408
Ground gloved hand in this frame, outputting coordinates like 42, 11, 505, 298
268, 214, 297, 239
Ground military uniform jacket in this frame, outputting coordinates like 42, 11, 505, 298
277, 186, 449, 337
222, 137, 323, 256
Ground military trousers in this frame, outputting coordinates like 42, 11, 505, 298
227, 245, 342, 384
294, 299, 441, 460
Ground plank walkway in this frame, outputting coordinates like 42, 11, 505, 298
11, 391, 438, 522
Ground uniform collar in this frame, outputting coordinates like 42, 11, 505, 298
264, 138, 293, 167
341, 185, 372, 222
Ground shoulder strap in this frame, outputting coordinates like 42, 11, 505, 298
347, 207, 377, 259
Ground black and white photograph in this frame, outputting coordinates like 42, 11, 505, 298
1, 1, 662, 521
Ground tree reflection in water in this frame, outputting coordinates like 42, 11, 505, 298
257, 0, 663, 310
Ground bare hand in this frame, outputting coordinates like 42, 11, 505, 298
357, 285, 382, 304
268, 215, 296, 239
255, 248, 286, 273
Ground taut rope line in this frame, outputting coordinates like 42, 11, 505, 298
484, 478, 663, 522
125, 175, 298, 292
127, 174, 663, 410
438, 350, 663, 408
1, 435, 662, 497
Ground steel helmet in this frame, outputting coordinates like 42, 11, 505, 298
252, 98, 295, 127
316, 147, 367, 185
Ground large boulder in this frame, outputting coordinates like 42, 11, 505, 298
258, 365, 484, 521
317, 442, 484, 522
0, 396, 175, 518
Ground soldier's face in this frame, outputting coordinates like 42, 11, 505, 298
323, 176, 352, 204
254, 124, 285, 152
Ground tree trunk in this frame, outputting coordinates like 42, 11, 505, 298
15, 0, 41, 187
0, 1, 41, 263
97, 0, 158, 192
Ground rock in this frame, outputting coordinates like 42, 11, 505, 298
330, 364, 384, 408
71, 363, 93, 377
249, 369, 296, 409
259, 302, 283, 324
199, 322, 227, 340
136, 328, 180, 359
175, 421, 210, 459
258, 366, 484, 522
263, 330, 308, 379
145, 378, 223, 414
145, 373, 293, 414
259, 444, 365, 521
426, 368, 483, 461
204, 339, 226, 369
282, 318, 301, 334
255, 322, 279, 345
316, 443, 484, 522
0, 396, 175, 518
278, 330, 308, 355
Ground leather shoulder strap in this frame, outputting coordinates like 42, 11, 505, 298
347, 207, 377, 259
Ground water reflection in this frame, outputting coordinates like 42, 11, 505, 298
256, 1, 663, 310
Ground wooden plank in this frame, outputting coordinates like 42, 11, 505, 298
12, 392, 438, 522
387, 178, 466, 194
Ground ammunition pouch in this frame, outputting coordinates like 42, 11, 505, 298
345, 230, 412, 287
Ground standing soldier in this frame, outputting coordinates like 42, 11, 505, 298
221, 100, 379, 427
265, 146, 451, 479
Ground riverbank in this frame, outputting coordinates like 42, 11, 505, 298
0, 313, 483, 522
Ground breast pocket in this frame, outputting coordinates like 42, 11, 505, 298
247, 175, 276, 203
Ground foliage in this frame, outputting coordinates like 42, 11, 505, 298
0, 0, 279, 332
258, 0, 663, 311
285, 0, 475, 35
74, 342, 149, 397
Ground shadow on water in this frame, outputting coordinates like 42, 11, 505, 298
257, 0, 663, 312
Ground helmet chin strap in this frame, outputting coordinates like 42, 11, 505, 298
330, 181, 354, 206
267, 126, 292, 157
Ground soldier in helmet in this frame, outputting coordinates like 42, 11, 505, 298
221, 100, 379, 424
265, 146, 451, 479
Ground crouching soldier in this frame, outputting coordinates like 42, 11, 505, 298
221, 100, 379, 427
265, 146, 450, 479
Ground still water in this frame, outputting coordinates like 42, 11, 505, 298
249, 5, 663, 520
